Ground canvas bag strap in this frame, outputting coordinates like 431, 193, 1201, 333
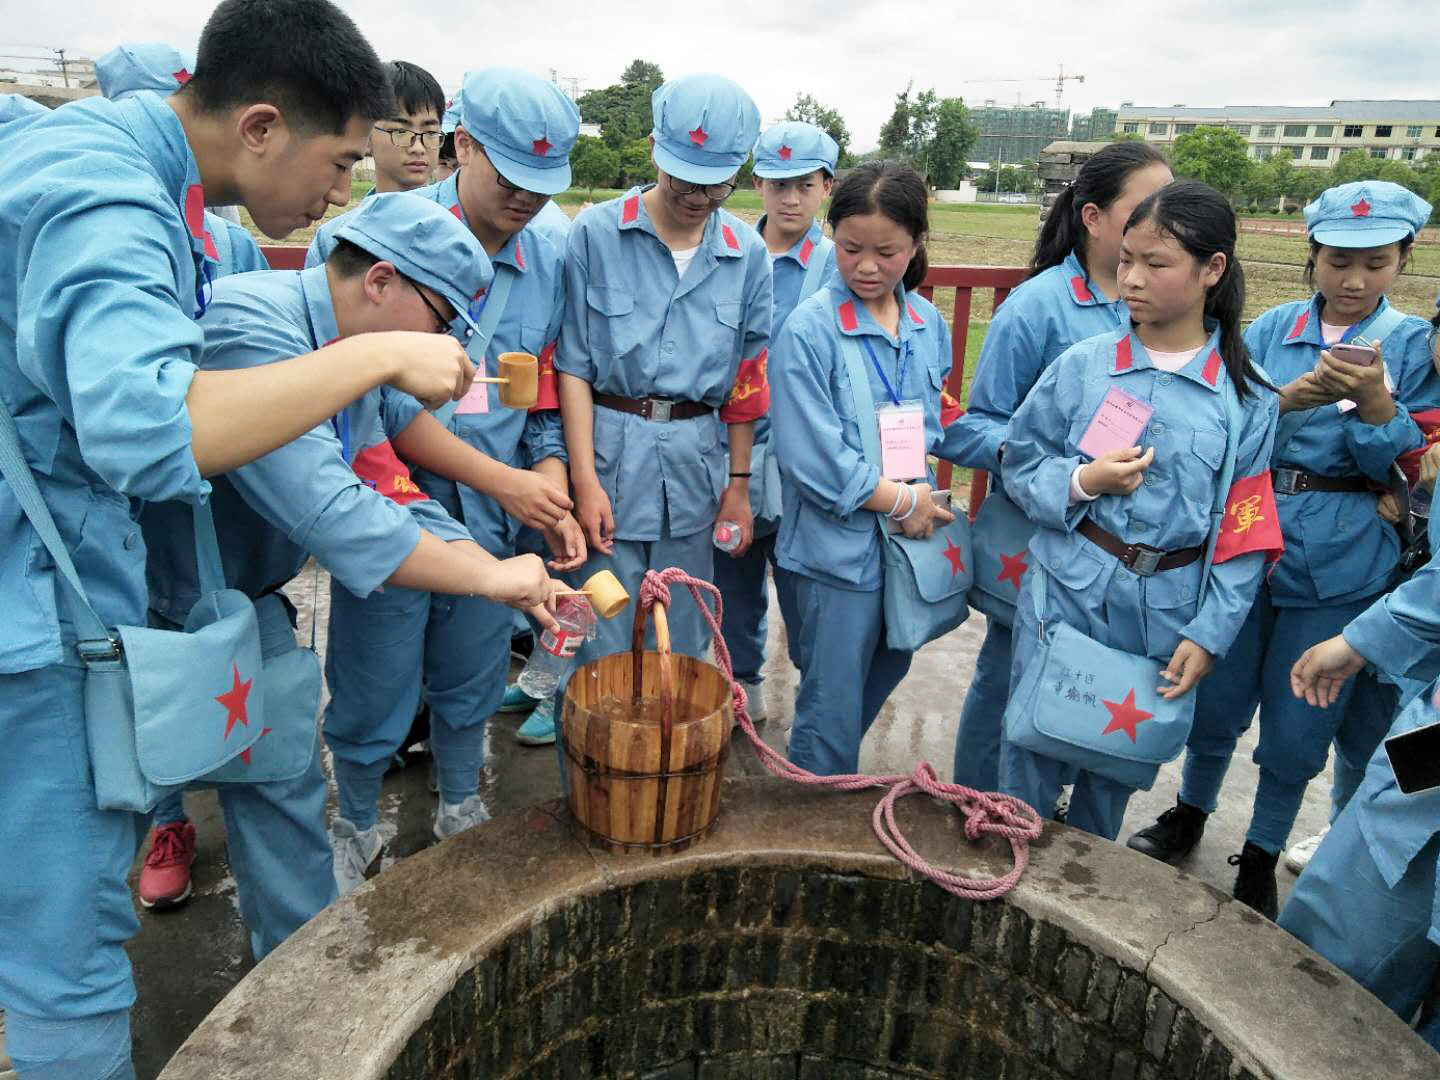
800, 235, 833, 302
0, 398, 117, 658
434, 264, 517, 427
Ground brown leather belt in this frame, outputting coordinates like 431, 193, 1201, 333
1273, 466, 1371, 495
594, 393, 712, 422
1077, 519, 1203, 576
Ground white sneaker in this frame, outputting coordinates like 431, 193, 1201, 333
434, 795, 490, 840
740, 678, 767, 724
1283, 828, 1329, 874
330, 817, 384, 896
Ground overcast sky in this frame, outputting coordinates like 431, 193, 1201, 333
6, 0, 1437, 150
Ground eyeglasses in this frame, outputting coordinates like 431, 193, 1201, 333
374, 125, 443, 150
665, 174, 737, 202
495, 171, 550, 203
408, 278, 454, 334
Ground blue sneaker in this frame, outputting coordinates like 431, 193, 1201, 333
499, 683, 539, 714
514, 698, 556, 746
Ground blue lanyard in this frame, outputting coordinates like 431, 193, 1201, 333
193, 258, 213, 319
861, 337, 910, 407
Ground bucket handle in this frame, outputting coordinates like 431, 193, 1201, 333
629, 590, 676, 739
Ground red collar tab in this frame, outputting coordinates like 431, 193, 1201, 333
621, 195, 640, 225
721, 224, 740, 251
1202, 349, 1223, 386
449, 201, 463, 220
183, 184, 219, 261
778, 144, 792, 160
838, 300, 859, 332
173, 68, 191, 86
532, 136, 552, 156
1070, 275, 1094, 304
513, 236, 525, 270
1351, 198, 1371, 218
1115, 336, 1133, 371
689, 126, 709, 146
1287, 309, 1309, 341
798, 235, 815, 266
906, 301, 924, 326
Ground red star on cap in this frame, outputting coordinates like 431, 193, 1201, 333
173, 68, 191, 85
689, 125, 708, 147
532, 136, 552, 156
215, 664, 253, 740
778, 144, 792, 161
1351, 198, 1371, 218
1100, 689, 1153, 743
997, 549, 1028, 591
942, 537, 966, 577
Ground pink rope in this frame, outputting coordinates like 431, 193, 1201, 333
636, 568, 1043, 900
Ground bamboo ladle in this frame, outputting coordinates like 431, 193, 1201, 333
469, 351, 538, 409
554, 569, 630, 620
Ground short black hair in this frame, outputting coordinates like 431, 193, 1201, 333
183, 0, 393, 134
327, 237, 381, 278
828, 159, 931, 292
385, 60, 445, 122
439, 132, 457, 163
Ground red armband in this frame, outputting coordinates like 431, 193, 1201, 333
351, 440, 429, 506
530, 341, 560, 413
1213, 469, 1284, 566
719, 348, 770, 423
1396, 407, 1440, 488
940, 388, 964, 427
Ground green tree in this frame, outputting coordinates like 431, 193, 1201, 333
619, 138, 656, 187
928, 98, 979, 189
1328, 149, 1376, 186
571, 135, 621, 194
1170, 125, 1252, 196
878, 84, 911, 157
905, 88, 940, 173
578, 59, 664, 148
784, 92, 852, 163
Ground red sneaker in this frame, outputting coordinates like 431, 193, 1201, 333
138, 821, 197, 909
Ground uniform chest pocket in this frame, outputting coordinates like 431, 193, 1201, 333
714, 300, 743, 330
1190, 429, 1226, 471
585, 285, 638, 359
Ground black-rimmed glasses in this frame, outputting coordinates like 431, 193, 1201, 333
495, 171, 551, 203
665, 174, 737, 202
408, 278, 454, 334
374, 126, 443, 150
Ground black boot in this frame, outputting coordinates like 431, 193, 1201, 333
1125, 801, 1207, 864
1228, 842, 1280, 920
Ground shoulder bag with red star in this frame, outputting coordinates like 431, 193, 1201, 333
1000, 385, 1245, 790
832, 294, 974, 652
0, 397, 321, 811
968, 486, 1036, 629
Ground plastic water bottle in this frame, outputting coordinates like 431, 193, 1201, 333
516, 596, 596, 699
713, 520, 743, 554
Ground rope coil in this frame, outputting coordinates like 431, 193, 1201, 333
636, 568, 1043, 900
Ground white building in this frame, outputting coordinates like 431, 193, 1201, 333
1113, 100, 1440, 167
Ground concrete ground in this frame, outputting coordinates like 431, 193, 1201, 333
0, 565, 1334, 1080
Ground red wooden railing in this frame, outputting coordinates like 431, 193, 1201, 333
917, 265, 1028, 514
262, 247, 1028, 511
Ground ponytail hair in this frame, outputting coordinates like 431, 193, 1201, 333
827, 159, 929, 293
1030, 141, 1168, 279
1124, 180, 1271, 401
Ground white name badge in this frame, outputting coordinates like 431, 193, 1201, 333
877, 400, 926, 480
454, 380, 490, 415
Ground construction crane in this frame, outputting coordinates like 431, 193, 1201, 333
960, 64, 1086, 109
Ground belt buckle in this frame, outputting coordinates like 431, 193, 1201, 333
1130, 547, 1162, 577
76, 637, 123, 664
1274, 468, 1300, 496
647, 398, 673, 423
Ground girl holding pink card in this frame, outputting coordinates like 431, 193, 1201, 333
998, 181, 1281, 841
770, 161, 971, 776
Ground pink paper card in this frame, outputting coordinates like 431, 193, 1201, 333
454, 380, 490, 416
878, 402, 926, 480
1077, 387, 1152, 459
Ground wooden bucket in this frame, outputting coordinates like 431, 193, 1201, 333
560, 596, 732, 854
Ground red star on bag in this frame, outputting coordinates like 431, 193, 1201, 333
941, 537, 966, 577
689, 125, 708, 146
997, 549, 1028, 591
1351, 198, 1371, 218
1100, 689, 1152, 743
238, 727, 273, 766
215, 664, 252, 740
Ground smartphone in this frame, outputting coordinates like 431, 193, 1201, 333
1383, 719, 1440, 795
887, 489, 952, 534
1329, 342, 1379, 366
